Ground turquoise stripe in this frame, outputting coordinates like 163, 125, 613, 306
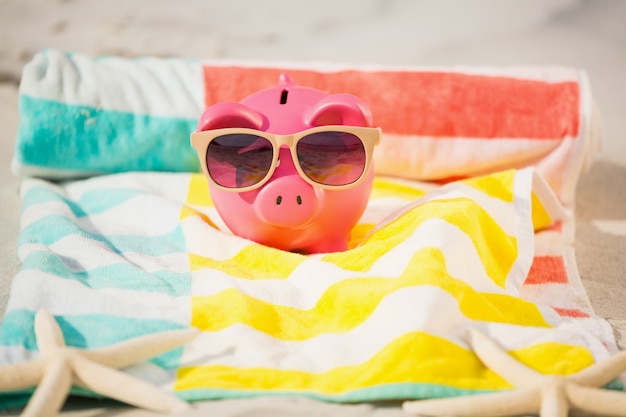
18, 214, 187, 257
0, 309, 186, 371
21, 186, 145, 217
16, 95, 201, 174
20, 250, 190, 297
177, 384, 496, 403
176, 378, 625, 403
78, 189, 145, 215
0, 310, 37, 351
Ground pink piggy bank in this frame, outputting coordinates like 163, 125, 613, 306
191, 74, 381, 253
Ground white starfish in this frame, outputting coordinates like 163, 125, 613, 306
403, 328, 626, 417
0, 308, 199, 417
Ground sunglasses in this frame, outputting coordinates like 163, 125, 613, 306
190, 125, 381, 192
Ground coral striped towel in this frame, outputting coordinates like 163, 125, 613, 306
14, 50, 600, 206
1, 50, 619, 407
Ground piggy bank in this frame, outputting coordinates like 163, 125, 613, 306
191, 73, 381, 253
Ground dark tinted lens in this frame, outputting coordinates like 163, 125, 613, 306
206, 134, 273, 188
296, 132, 366, 186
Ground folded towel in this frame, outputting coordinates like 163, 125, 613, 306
13, 49, 601, 206
0, 168, 619, 406
2, 50, 618, 408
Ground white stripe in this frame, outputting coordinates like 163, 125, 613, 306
0, 346, 39, 366
125, 362, 179, 389
181, 217, 251, 261
18, 241, 189, 274
531, 169, 566, 228
20, 194, 183, 237
72, 195, 183, 236
191, 217, 505, 305
486, 321, 613, 361
504, 168, 536, 293
6, 270, 190, 324
181, 285, 606, 372
521, 281, 592, 313
61, 172, 192, 202
534, 230, 565, 256
20, 50, 205, 118
20, 200, 74, 227
184, 204, 231, 232
359, 197, 418, 225
374, 134, 567, 180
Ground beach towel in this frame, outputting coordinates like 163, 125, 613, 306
1, 49, 619, 409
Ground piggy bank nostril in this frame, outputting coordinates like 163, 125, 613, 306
276, 195, 303, 205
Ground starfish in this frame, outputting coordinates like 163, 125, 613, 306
0, 308, 199, 417
403, 328, 626, 417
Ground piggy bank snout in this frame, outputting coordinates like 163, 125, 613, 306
255, 176, 323, 228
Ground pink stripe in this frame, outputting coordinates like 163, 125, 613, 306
525, 256, 569, 285
553, 307, 591, 318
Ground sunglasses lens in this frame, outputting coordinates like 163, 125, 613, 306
206, 134, 273, 188
296, 131, 366, 186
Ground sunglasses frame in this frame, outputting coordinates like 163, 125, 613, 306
190, 125, 382, 192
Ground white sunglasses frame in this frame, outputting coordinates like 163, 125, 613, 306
190, 125, 382, 192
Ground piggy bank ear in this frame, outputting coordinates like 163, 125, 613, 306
305, 94, 374, 127
197, 102, 266, 131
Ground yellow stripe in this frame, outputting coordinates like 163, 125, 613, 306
186, 174, 214, 207
462, 170, 515, 202
531, 192, 553, 231
191, 248, 550, 339
175, 331, 593, 393
323, 196, 517, 288
511, 342, 595, 377
189, 245, 305, 277
180, 174, 217, 224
